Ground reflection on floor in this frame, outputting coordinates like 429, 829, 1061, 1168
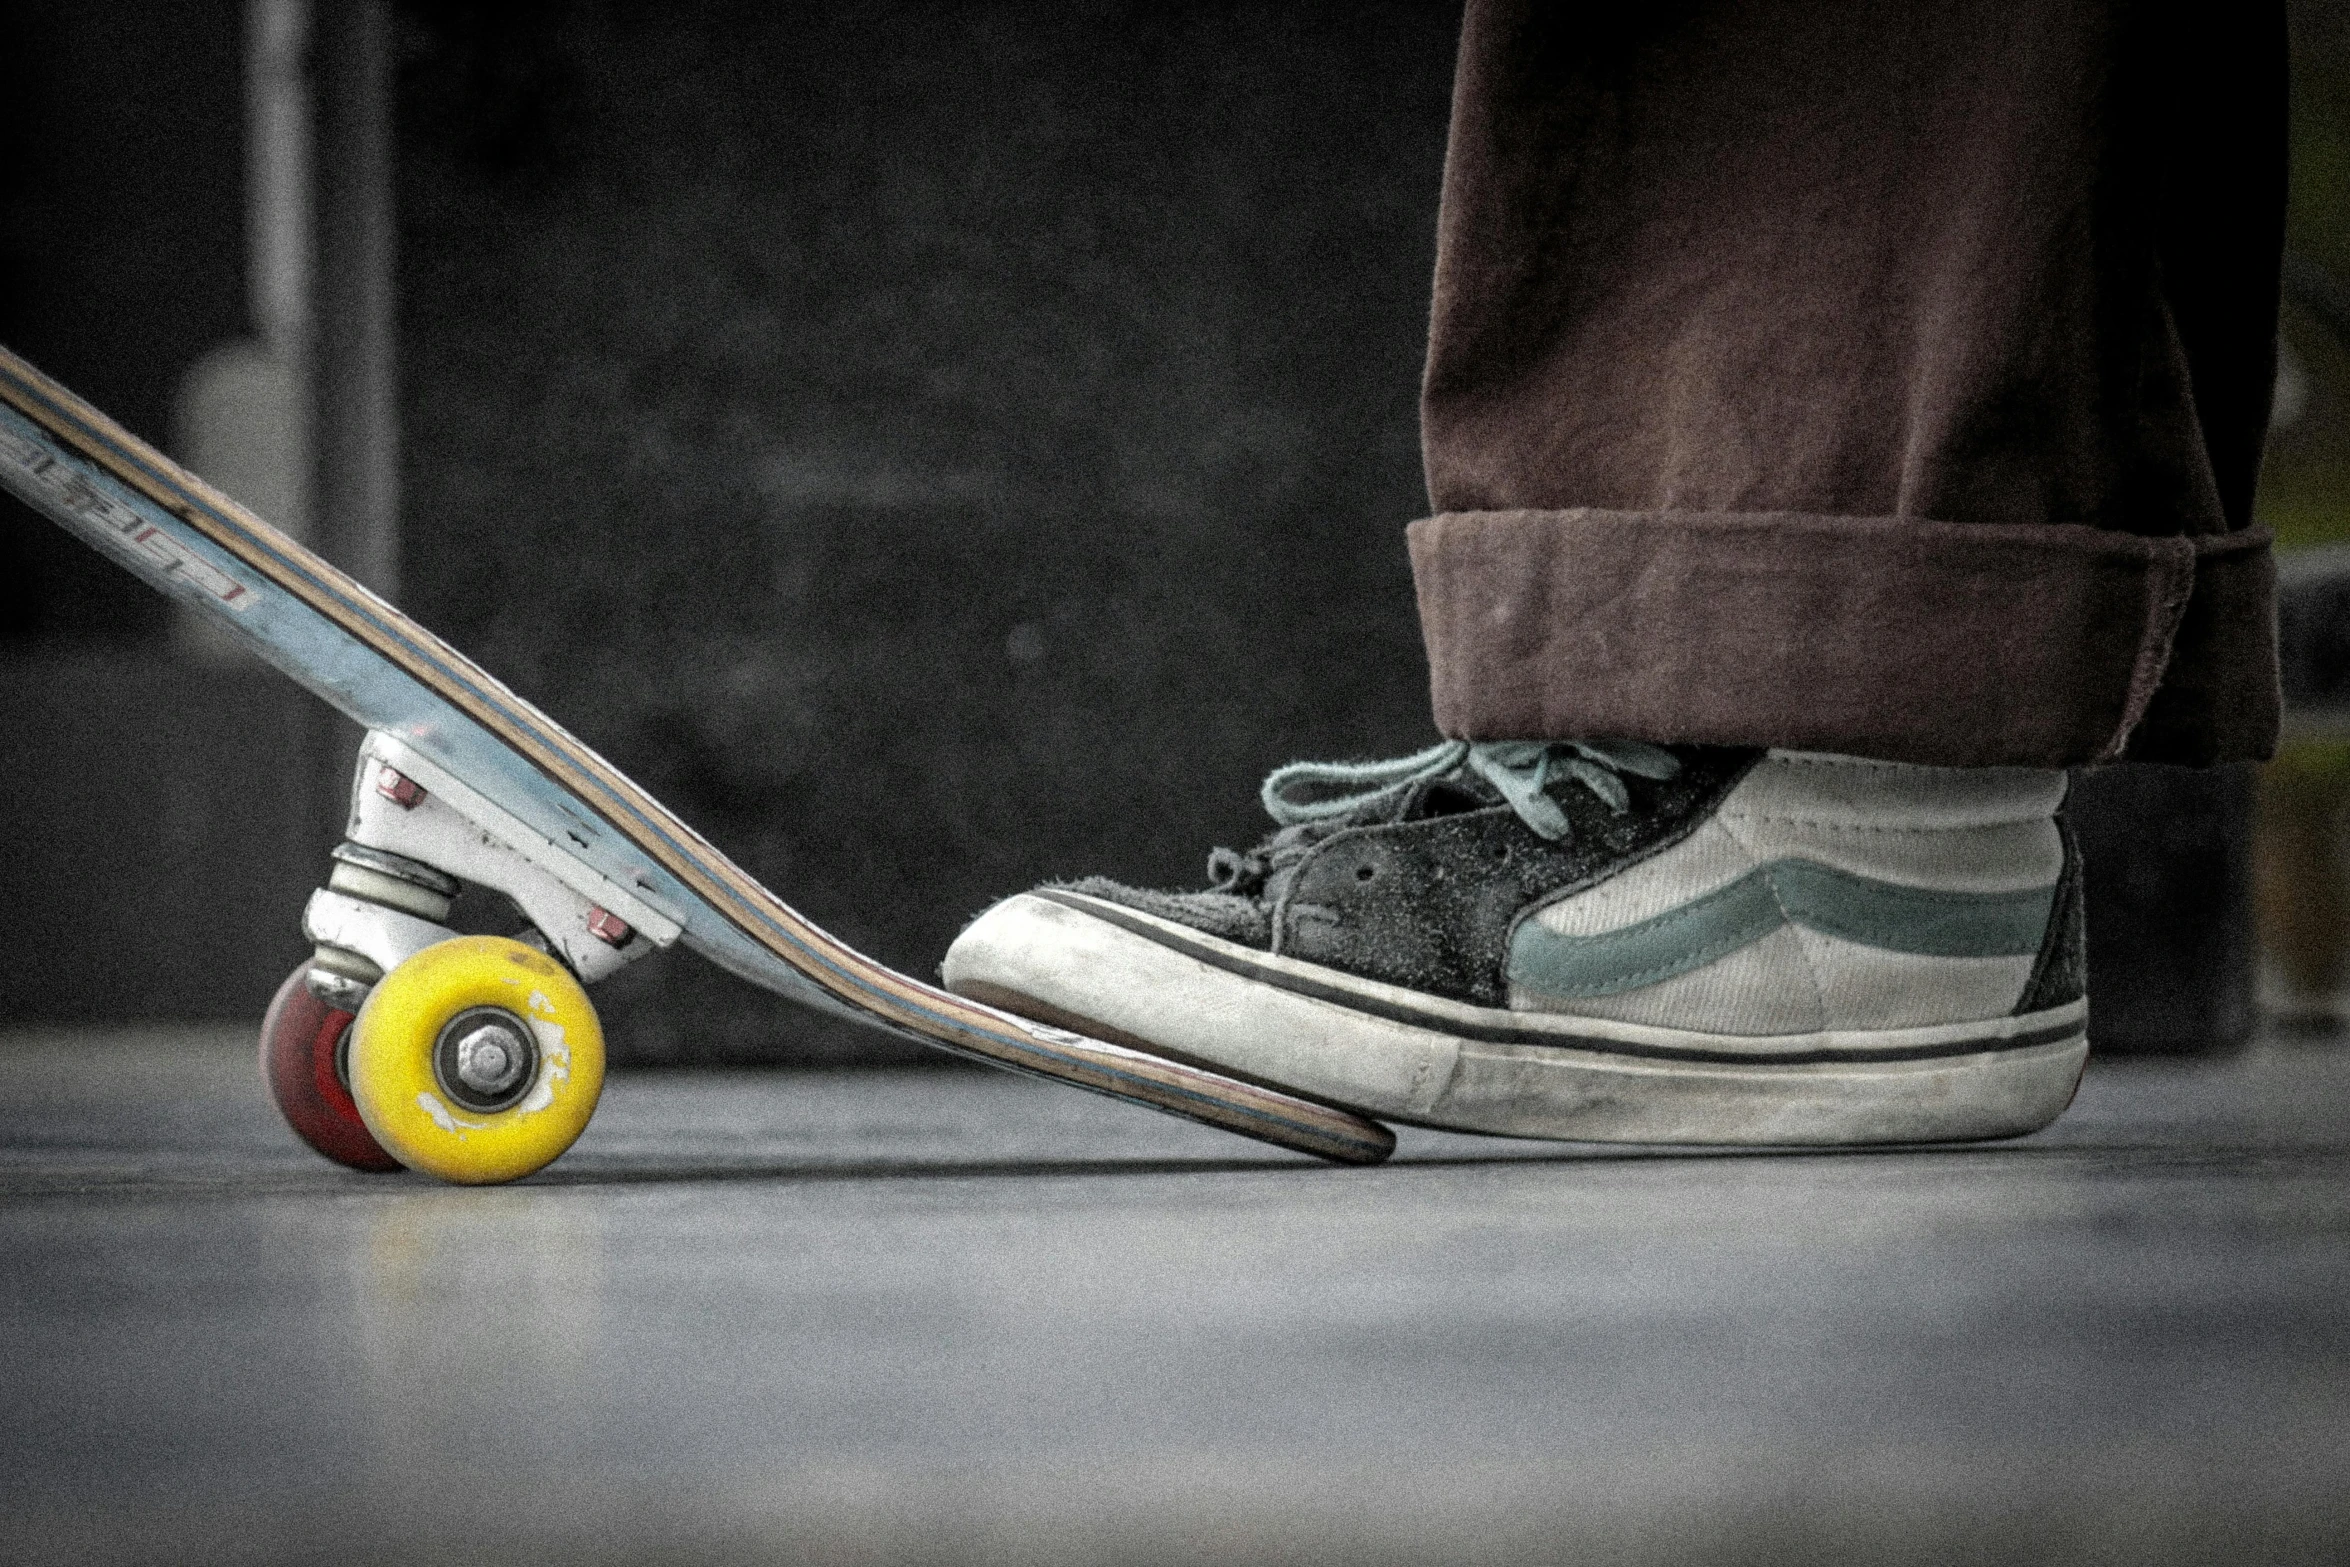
2, 1029, 2346, 1566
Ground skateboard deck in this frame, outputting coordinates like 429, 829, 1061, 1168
0, 342, 1394, 1166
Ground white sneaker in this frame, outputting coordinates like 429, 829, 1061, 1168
942, 742, 2087, 1144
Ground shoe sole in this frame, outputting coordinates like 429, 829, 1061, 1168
942, 891, 2090, 1145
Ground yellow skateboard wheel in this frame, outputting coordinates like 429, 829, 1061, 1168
348, 935, 605, 1184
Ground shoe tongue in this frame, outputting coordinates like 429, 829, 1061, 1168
1293, 769, 1497, 836
1230, 765, 1503, 901
1401, 775, 1496, 820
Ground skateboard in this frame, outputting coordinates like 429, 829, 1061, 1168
0, 343, 1395, 1178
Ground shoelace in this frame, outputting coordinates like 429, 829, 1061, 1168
1260, 738, 1680, 843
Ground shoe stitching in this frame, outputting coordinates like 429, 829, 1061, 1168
1036, 890, 2085, 1066
1718, 810, 1832, 1028
1764, 755, 2056, 777
1526, 909, 1781, 994
1520, 834, 1804, 1001
1769, 756, 1921, 773
1721, 813, 2052, 834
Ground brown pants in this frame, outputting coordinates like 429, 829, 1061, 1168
1408, 0, 2285, 768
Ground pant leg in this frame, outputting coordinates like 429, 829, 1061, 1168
1409, 0, 2285, 768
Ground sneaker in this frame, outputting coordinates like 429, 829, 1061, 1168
941, 741, 2088, 1144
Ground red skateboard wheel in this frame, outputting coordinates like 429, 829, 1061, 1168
259, 963, 404, 1172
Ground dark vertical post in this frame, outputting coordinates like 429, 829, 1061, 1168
2069, 765, 2259, 1055
309, 0, 398, 600
308, 0, 397, 850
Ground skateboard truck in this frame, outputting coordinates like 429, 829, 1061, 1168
302, 842, 463, 1010
301, 729, 685, 1011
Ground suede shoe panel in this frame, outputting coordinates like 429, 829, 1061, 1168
1054, 878, 1272, 949
2014, 816, 2088, 1014
1271, 748, 1759, 1006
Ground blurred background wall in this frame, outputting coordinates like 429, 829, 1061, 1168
2253, 1, 2350, 1030
4, 1, 2349, 1065
391, 2, 1458, 1061
0, 0, 333, 1037
1, 0, 1456, 1062
0, 3, 245, 644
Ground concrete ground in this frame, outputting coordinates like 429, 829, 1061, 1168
1, 1030, 2345, 1567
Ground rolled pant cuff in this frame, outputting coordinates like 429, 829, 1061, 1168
1407, 509, 2279, 769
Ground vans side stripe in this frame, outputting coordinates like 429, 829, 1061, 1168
1512, 859, 2057, 1000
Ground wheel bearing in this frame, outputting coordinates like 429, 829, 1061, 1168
431, 1006, 539, 1112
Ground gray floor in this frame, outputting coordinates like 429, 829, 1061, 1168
1, 1031, 2345, 1567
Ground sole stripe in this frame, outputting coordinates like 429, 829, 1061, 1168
1034, 890, 2083, 1067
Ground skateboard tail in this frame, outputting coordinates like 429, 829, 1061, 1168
0, 342, 1396, 1167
